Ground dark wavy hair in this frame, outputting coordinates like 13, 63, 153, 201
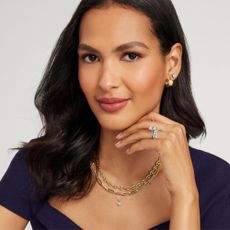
18, 0, 206, 200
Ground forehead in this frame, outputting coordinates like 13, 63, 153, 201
79, 5, 158, 46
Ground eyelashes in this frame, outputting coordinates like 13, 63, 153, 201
79, 52, 142, 63
81, 54, 98, 63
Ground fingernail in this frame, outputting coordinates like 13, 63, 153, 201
115, 141, 122, 148
116, 133, 123, 139
126, 148, 132, 154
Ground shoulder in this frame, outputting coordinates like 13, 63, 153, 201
189, 146, 230, 221
0, 150, 29, 190
189, 146, 230, 191
0, 149, 35, 190
1, 150, 28, 178
189, 146, 230, 183
0, 149, 43, 220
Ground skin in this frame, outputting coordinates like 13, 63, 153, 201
0, 205, 28, 229
78, 4, 200, 230
0, 4, 200, 230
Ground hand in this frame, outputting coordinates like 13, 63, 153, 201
115, 111, 199, 200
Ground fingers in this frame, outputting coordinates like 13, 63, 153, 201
116, 127, 181, 153
139, 111, 175, 125
126, 139, 159, 154
118, 112, 196, 198
115, 111, 187, 155
147, 112, 187, 138
116, 128, 167, 149
116, 120, 171, 140
118, 112, 186, 141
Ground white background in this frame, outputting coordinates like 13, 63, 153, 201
0, 0, 230, 228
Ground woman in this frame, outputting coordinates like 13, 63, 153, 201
0, 0, 229, 229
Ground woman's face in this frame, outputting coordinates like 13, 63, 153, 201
78, 5, 171, 131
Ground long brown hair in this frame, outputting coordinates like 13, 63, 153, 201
18, 0, 206, 200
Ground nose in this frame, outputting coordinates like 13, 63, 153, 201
98, 60, 121, 91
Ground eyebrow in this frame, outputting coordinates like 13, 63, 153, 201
78, 41, 149, 54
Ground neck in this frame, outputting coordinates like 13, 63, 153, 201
98, 128, 159, 186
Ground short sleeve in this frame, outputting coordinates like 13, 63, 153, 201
201, 160, 230, 229
0, 150, 38, 220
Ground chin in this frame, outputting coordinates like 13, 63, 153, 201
100, 123, 129, 131
95, 113, 139, 131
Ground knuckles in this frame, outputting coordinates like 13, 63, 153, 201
167, 131, 177, 142
161, 124, 186, 151
172, 124, 186, 137
161, 138, 173, 149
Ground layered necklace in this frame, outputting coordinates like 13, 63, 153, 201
90, 157, 161, 207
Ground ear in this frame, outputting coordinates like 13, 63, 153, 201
165, 43, 182, 80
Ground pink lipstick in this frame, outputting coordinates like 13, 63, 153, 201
97, 97, 129, 112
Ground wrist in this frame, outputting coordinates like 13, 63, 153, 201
171, 190, 199, 205
170, 192, 200, 230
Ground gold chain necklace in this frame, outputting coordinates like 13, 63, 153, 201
90, 157, 161, 199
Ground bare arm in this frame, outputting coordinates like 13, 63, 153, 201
0, 205, 28, 230
169, 193, 200, 230
116, 112, 201, 228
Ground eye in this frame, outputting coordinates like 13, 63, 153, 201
123, 52, 141, 61
81, 54, 99, 63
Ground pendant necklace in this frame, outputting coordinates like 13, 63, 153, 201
115, 195, 122, 207
90, 156, 161, 207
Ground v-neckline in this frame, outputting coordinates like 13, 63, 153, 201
45, 202, 170, 229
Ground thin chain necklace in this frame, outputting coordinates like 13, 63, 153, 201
90, 157, 161, 206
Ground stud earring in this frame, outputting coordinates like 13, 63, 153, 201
165, 74, 176, 87
171, 74, 176, 80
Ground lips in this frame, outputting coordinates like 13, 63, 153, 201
97, 97, 129, 112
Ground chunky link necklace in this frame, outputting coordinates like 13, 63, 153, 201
90, 157, 161, 205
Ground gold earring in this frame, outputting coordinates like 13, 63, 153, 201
165, 79, 174, 87
171, 74, 176, 80
165, 74, 176, 87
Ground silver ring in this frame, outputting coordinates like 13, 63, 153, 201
149, 126, 159, 139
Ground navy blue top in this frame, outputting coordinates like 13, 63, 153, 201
0, 146, 230, 229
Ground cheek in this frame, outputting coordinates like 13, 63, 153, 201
78, 68, 96, 98
126, 66, 164, 95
